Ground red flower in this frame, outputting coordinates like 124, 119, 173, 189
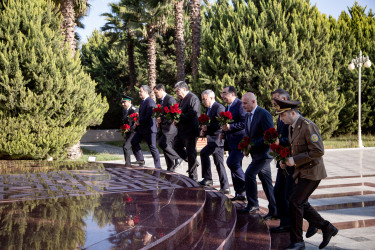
198, 114, 210, 126
264, 127, 279, 145
270, 143, 278, 151
120, 124, 131, 136
164, 104, 182, 122
123, 196, 132, 203
217, 111, 234, 126
269, 144, 291, 164
238, 136, 253, 156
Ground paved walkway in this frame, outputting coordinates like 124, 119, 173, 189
81, 142, 375, 249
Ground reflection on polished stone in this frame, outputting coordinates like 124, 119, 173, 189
0, 161, 250, 249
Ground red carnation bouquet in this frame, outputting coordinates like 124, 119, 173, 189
164, 103, 182, 122
152, 104, 163, 118
269, 143, 291, 164
216, 111, 233, 126
120, 124, 131, 136
129, 112, 139, 122
264, 127, 279, 145
198, 113, 210, 126
238, 136, 254, 156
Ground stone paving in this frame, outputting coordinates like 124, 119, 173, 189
81, 142, 375, 250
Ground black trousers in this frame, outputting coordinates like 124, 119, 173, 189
173, 135, 198, 178
289, 178, 327, 242
131, 132, 161, 169
200, 142, 229, 189
123, 132, 135, 165
274, 166, 294, 227
158, 132, 179, 170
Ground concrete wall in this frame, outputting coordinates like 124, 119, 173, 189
81, 129, 123, 142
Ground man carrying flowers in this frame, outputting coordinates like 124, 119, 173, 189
120, 95, 138, 166
275, 98, 338, 250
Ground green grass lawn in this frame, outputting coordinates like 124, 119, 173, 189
324, 134, 375, 149
77, 148, 123, 162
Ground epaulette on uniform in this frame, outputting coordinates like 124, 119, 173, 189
131, 106, 136, 110
303, 118, 310, 125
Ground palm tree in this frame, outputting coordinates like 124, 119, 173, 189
174, 0, 186, 82
53, 0, 89, 54
190, 0, 202, 80
101, 3, 139, 90
112, 0, 169, 100
52, 0, 89, 159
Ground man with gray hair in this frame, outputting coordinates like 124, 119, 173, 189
131, 85, 161, 168
173, 81, 201, 180
199, 89, 230, 194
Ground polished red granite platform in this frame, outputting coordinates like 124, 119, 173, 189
0, 161, 270, 249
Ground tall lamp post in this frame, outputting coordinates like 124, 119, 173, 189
348, 51, 371, 148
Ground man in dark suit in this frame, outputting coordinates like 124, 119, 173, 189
269, 89, 295, 230
131, 85, 161, 169
121, 95, 138, 166
220, 86, 247, 200
153, 84, 182, 171
276, 99, 338, 250
173, 81, 200, 180
240, 92, 276, 218
198, 89, 230, 194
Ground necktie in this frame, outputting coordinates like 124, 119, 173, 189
247, 113, 253, 134
207, 108, 211, 115
290, 127, 294, 138
160, 99, 164, 106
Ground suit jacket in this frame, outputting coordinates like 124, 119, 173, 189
244, 106, 273, 160
123, 105, 139, 134
160, 94, 178, 135
177, 91, 201, 138
204, 101, 225, 146
137, 96, 157, 134
224, 98, 246, 150
289, 116, 327, 180
277, 116, 290, 147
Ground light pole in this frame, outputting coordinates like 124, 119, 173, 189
348, 51, 371, 148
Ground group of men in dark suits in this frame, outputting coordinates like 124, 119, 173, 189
121, 84, 338, 250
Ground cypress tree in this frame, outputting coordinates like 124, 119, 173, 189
0, 0, 108, 160
199, 0, 344, 138
330, 3, 375, 134
81, 30, 128, 129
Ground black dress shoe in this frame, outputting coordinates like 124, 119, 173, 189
319, 223, 338, 249
198, 179, 213, 186
220, 188, 230, 194
239, 206, 259, 214
131, 160, 145, 165
230, 193, 247, 201
263, 213, 278, 220
306, 225, 318, 238
284, 241, 305, 250
270, 225, 290, 233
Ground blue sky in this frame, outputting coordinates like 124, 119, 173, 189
77, 0, 375, 45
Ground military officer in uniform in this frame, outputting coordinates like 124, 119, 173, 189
121, 95, 138, 166
275, 99, 338, 250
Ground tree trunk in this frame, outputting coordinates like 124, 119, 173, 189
175, 0, 185, 82
60, 0, 82, 159
190, 0, 201, 80
127, 31, 137, 90
147, 24, 157, 101
60, 0, 76, 54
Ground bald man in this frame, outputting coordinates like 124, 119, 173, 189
240, 92, 276, 219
